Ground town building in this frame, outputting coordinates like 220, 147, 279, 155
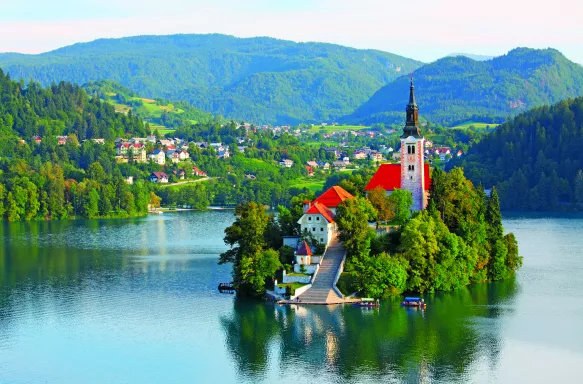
297, 186, 354, 245
364, 81, 431, 211
192, 166, 207, 177
279, 159, 294, 168
149, 172, 169, 183
149, 149, 166, 165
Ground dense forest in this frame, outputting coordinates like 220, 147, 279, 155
453, 97, 583, 210
347, 48, 583, 126
0, 69, 152, 220
0, 34, 421, 125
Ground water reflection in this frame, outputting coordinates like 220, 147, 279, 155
222, 279, 518, 383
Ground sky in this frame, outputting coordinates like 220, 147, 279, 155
1, 0, 582, 63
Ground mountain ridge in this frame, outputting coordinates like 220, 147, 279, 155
345, 47, 583, 126
0, 33, 422, 125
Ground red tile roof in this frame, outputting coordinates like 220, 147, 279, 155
296, 241, 313, 256
305, 202, 335, 223
313, 186, 354, 208
364, 163, 431, 191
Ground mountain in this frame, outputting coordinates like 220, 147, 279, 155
346, 48, 583, 126
451, 96, 583, 210
83, 80, 215, 131
448, 53, 494, 61
0, 34, 422, 125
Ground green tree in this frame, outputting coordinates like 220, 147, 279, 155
352, 253, 408, 298
238, 249, 282, 295
486, 187, 503, 240
336, 197, 376, 257
85, 188, 100, 218
388, 189, 414, 226
367, 186, 395, 225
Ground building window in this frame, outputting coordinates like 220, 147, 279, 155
320, 238, 324, 243
320, 228, 324, 232
308, 216, 312, 221
312, 227, 316, 232
316, 216, 320, 221
408, 165, 415, 172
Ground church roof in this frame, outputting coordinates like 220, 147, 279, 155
305, 202, 336, 223
364, 163, 431, 191
313, 186, 354, 208
296, 241, 313, 256
402, 80, 423, 139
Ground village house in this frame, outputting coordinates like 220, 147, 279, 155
192, 166, 207, 177
306, 161, 319, 169
172, 169, 186, 180
92, 138, 105, 145
32, 136, 42, 144
306, 165, 314, 176
166, 150, 181, 164
149, 149, 166, 165
318, 161, 331, 170
115, 142, 147, 163
369, 151, 383, 162
217, 149, 230, 159
353, 150, 367, 160
279, 159, 294, 168
297, 185, 354, 245
177, 149, 190, 161
149, 172, 169, 183
56, 136, 68, 145
364, 81, 431, 211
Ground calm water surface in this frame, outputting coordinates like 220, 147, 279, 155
1, 211, 582, 383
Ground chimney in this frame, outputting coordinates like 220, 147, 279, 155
303, 200, 311, 213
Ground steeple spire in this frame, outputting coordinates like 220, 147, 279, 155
401, 77, 422, 138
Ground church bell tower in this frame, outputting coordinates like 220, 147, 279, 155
400, 79, 427, 210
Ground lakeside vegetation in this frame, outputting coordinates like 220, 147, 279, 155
0, 70, 154, 221
455, 97, 583, 210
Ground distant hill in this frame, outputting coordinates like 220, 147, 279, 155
451, 96, 583, 210
448, 53, 494, 61
83, 80, 215, 132
0, 34, 422, 125
345, 48, 583, 126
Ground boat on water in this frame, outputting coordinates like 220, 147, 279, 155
401, 297, 426, 308
355, 298, 380, 307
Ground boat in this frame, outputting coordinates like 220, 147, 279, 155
354, 298, 380, 307
401, 297, 426, 308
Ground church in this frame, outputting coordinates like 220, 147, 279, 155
364, 81, 431, 210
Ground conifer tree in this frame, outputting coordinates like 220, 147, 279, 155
486, 187, 503, 241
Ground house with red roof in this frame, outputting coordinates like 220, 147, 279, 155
364, 80, 431, 211
297, 185, 354, 246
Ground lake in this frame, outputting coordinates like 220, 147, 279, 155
1, 211, 582, 383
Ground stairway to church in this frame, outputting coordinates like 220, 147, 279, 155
298, 236, 345, 304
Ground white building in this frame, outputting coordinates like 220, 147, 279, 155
149, 149, 166, 165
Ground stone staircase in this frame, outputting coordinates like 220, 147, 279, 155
298, 236, 346, 304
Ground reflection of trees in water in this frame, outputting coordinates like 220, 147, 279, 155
221, 278, 518, 382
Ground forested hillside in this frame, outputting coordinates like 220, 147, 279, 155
83, 80, 215, 130
0, 69, 151, 220
452, 97, 583, 210
0, 34, 421, 124
347, 48, 583, 126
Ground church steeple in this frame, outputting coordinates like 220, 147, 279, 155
401, 79, 423, 138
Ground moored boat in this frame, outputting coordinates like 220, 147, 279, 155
401, 297, 426, 308
355, 298, 380, 307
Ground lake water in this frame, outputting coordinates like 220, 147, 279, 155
1, 211, 582, 383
